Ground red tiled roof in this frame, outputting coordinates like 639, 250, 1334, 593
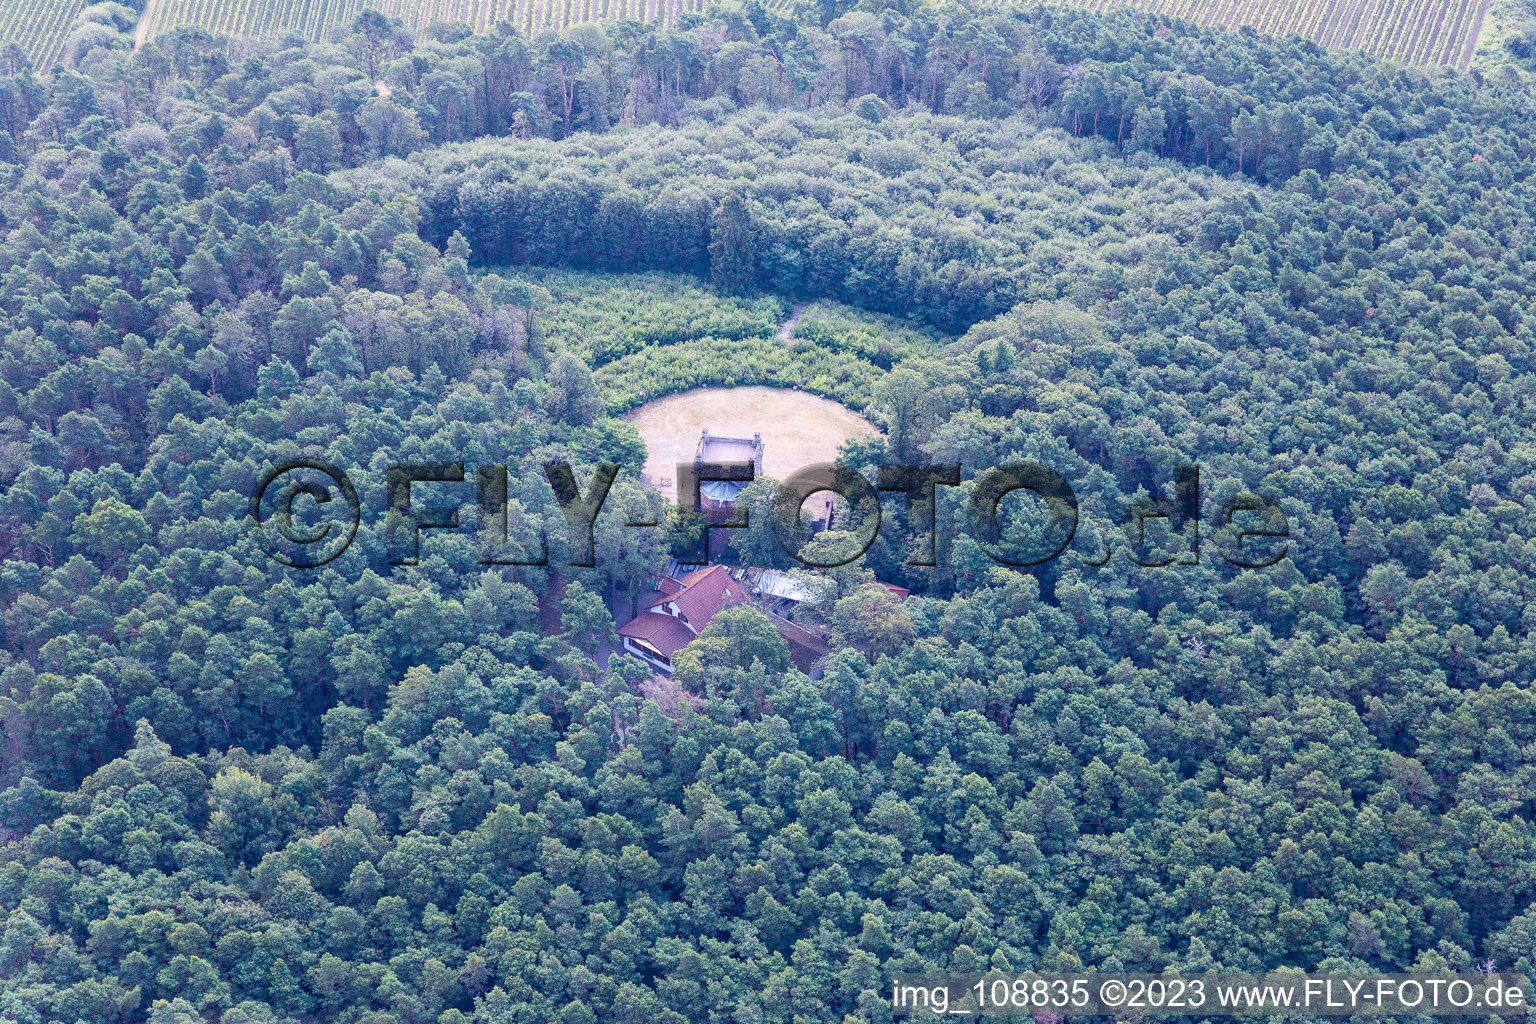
880, 582, 911, 601
629, 571, 829, 672
618, 612, 698, 660
643, 564, 748, 630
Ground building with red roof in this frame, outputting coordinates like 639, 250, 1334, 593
617, 564, 828, 676
618, 565, 749, 672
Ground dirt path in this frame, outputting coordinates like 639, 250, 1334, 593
539, 574, 567, 636
133, 0, 158, 49
623, 385, 878, 503
778, 302, 808, 342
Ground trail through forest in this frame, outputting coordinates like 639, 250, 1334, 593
778, 302, 807, 342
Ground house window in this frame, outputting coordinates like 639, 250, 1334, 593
625, 637, 671, 667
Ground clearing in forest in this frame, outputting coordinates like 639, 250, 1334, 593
623, 386, 879, 503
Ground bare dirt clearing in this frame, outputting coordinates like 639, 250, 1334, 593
624, 386, 879, 502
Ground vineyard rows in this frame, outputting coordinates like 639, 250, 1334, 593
138, 0, 707, 44
1061, 0, 1494, 69
0, 0, 89, 69
0, 0, 704, 69
0, 0, 1496, 85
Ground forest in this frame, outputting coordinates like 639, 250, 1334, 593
2, 1, 1536, 1022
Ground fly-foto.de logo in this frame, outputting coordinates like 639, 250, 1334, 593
249, 458, 1290, 571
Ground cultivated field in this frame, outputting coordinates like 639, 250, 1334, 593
137, 0, 705, 44
0, 0, 88, 68
623, 386, 878, 503
1064, 0, 1494, 68
0, 0, 1498, 72
0, 0, 704, 69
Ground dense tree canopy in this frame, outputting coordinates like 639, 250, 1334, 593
2, 2, 1536, 1023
